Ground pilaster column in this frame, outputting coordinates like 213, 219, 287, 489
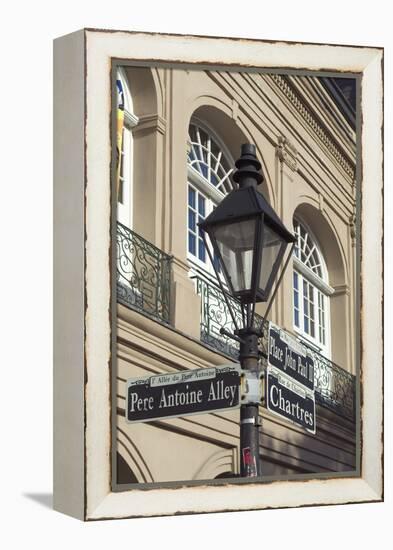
170, 258, 201, 339
275, 135, 298, 332
132, 113, 166, 244
166, 69, 201, 338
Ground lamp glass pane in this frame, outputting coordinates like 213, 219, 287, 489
212, 219, 256, 293
259, 224, 285, 292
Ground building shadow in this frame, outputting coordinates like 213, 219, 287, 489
23, 492, 53, 509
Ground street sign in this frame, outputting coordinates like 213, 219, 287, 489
266, 323, 316, 434
267, 322, 314, 390
266, 367, 316, 433
126, 365, 241, 423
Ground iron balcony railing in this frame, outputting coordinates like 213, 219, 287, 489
192, 274, 265, 358
193, 274, 356, 421
117, 222, 172, 324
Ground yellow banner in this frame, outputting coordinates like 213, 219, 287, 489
116, 107, 125, 197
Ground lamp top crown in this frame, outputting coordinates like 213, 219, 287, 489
233, 143, 264, 189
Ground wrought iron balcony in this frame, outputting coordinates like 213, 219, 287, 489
192, 274, 264, 358
311, 353, 356, 420
193, 275, 355, 421
117, 222, 172, 324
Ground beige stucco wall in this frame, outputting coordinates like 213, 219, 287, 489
117, 306, 356, 483
116, 66, 357, 483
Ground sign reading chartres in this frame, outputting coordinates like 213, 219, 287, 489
266, 322, 316, 434
126, 365, 241, 423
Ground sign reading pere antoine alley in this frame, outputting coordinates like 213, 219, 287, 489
126, 365, 241, 423
266, 322, 316, 434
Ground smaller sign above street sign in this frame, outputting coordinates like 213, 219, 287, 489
268, 322, 314, 390
126, 365, 241, 423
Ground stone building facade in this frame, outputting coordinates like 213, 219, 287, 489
115, 64, 357, 485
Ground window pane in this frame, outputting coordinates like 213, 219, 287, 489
293, 271, 300, 328
213, 253, 221, 274
188, 186, 196, 208
188, 123, 233, 196
211, 173, 218, 186
293, 271, 298, 289
317, 291, 326, 346
188, 210, 196, 232
198, 239, 206, 262
198, 195, 206, 216
293, 220, 326, 283
198, 217, 204, 237
309, 285, 315, 336
211, 140, 220, 159
309, 300, 314, 320
292, 221, 330, 352
188, 232, 196, 256
294, 290, 298, 308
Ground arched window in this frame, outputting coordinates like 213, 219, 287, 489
187, 121, 235, 274
116, 69, 138, 229
292, 219, 332, 357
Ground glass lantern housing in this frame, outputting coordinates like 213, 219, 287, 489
199, 144, 295, 304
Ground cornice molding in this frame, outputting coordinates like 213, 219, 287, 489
124, 109, 139, 128
133, 113, 166, 135
332, 283, 350, 297
271, 75, 355, 181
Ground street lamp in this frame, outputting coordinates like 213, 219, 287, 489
199, 143, 296, 477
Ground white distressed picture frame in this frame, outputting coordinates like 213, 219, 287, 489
53, 29, 383, 520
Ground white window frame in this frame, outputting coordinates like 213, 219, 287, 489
117, 126, 133, 228
292, 220, 334, 359
116, 68, 138, 230
186, 120, 235, 280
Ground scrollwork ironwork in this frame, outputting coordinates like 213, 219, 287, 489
311, 351, 355, 420
194, 275, 355, 420
193, 276, 265, 359
117, 222, 172, 324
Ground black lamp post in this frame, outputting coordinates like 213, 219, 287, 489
199, 143, 296, 477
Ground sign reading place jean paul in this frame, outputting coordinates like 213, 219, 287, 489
266, 322, 316, 434
126, 365, 241, 423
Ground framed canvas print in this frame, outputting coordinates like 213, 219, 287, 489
53, 29, 383, 520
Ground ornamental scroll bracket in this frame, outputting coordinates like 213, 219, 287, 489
276, 135, 298, 172
349, 213, 356, 246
